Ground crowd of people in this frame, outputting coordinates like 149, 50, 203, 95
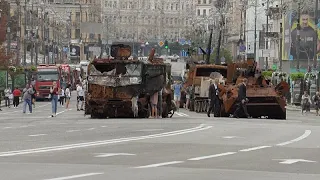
0, 80, 86, 117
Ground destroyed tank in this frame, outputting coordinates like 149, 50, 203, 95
219, 60, 289, 119
85, 44, 171, 118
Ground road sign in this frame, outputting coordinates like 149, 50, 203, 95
179, 39, 186, 45
158, 41, 164, 47
272, 64, 277, 70
273, 159, 316, 165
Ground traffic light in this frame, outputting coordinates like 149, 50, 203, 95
164, 40, 168, 49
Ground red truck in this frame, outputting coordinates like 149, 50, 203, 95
35, 64, 62, 100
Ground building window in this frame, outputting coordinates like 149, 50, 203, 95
203, 0, 206, 4
203, 9, 206, 16
198, 0, 201, 4
209, 0, 212, 4
75, 29, 80, 38
197, 9, 200, 16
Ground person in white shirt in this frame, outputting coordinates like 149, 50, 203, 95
65, 84, 71, 109
59, 88, 65, 106
76, 83, 84, 111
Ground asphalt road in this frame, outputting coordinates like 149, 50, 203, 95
0, 98, 319, 180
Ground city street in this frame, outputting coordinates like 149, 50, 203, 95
0, 98, 319, 180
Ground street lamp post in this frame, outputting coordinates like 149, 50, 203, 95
296, 2, 301, 72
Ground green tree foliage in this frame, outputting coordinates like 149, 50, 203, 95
290, 72, 305, 81
210, 48, 233, 64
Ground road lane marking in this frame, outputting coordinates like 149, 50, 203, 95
20, 125, 35, 128
47, 109, 72, 118
100, 126, 107, 128
239, 146, 271, 152
134, 161, 184, 168
137, 129, 164, 132
222, 136, 240, 139
3, 127, 13, 129
273, 159, 317, 164
0, 124, 211, 157
276, 130, 312, 146
95, 153, 136, 157
188, 152, 237, 161
87, 128, 95, 131
175, 112, 189, 117
43, 172, 104, 180
66, 130, 80, 133
29, 134, 47, 137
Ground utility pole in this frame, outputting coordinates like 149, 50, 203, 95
6, 3, 11, 89
314, 0, 319, 70
35, 6, 39, 66
16, 0, 21, 66
23, 0, 27, 66
279, 22, 283, 71
265, 0, 270, 70
296, 2, 301, 72
254, 0, 258, 61
30, 1, 34, 65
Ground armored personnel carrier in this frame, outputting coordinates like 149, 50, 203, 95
85, 44, 171, 118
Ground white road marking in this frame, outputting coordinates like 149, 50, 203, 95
87, 128, 95, 131
3, 127, 13, 129
276, 130, 312, 146
134, 161, 184, 168
47, 109, 71, 118
273, 159, 317, 164
100, 126, 107, 128
43, 172, 104, 180
66, 130, 80, 133
239, 146, 271, 152
188, 152, 237, 161
95, 153, 136, 157
20, 125, 35, 128
29, 134, 47, 137
0, 124, 211, 157
222, 136, 239, 139
175, 112, 189, 117
137, 129, 164, 132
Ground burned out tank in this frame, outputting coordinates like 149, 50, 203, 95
85, 44, 171, 118
219, 60, 289, 119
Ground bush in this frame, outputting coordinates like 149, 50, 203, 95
262, 71, 273, 79
290, 72, 304, 81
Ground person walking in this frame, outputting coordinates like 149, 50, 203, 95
76, 83, 84, 111
4, 87, 12, 108
233, 78, 250, 118
150, 92, 159, 118
22, 85, 34, 114
207, 79, 221, 117
314, 91, 320, 116
65, 84, 71, 109
59, 87, 65, 107
172, 81, 183, 111
12, 87, 22, 108
31, 86, 36, 108
50, 81, 59, 117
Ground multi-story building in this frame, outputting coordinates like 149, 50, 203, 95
102, 0, 196, 55
194, 0, 243, 62
7, 0, 101, 64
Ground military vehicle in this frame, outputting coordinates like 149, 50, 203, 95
85, 44, 172, 118
219, 60, 289, 119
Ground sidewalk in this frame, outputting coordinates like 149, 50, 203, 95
286, 105, 317, 114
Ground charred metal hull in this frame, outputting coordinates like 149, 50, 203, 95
86, 98, 149, 118
246, 96, 286, 119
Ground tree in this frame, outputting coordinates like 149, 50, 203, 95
210, 48, 233, 64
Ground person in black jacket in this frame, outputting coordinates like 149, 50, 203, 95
207, 78, 220, 117
233, 78, 250, 118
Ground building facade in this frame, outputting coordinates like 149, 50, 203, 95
102, 0, 196, 55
